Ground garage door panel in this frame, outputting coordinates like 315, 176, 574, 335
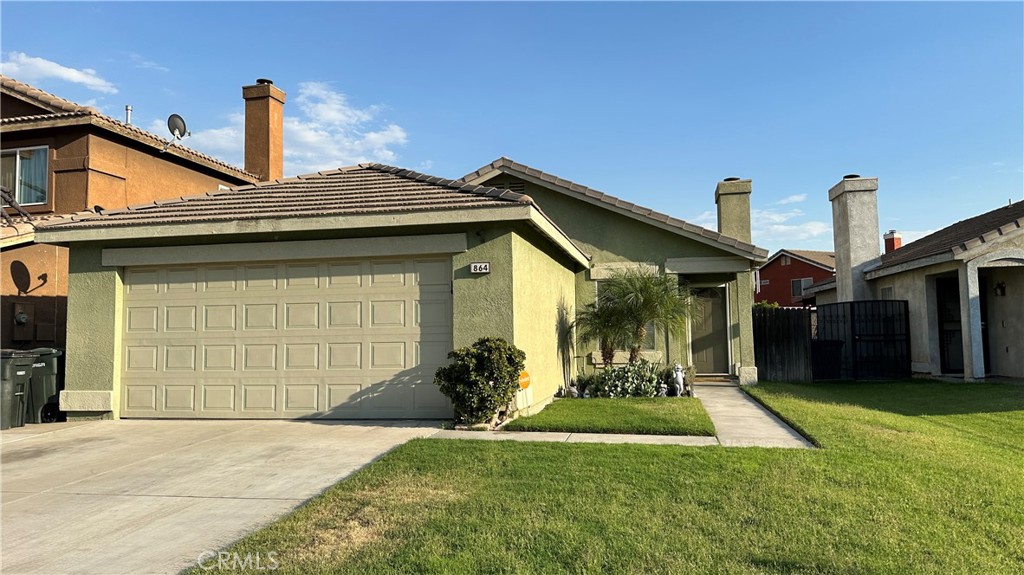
242, 384, 277, 412
243, 265, 278, 290
164, 385, 196, 411
203, 385, 236, 411
122, 256, 452, 419
284, 343, 320, 370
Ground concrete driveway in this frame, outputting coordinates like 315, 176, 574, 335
1, 419, 439, 575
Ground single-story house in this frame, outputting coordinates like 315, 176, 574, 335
35, 85, 767, 422
811, 174, 1023, 380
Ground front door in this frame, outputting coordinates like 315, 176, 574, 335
691, 287, 729, 374
936, 277, 963, 374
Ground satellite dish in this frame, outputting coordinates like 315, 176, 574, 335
162, 113, 192, 152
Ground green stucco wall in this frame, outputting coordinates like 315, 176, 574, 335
451, 227, 515, 346
511, 230, 576, 413
63, 243, 122, 420
506, 178, 752, 378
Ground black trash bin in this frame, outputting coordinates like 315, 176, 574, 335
2, 349, 38, 430
28, 348, 64, 424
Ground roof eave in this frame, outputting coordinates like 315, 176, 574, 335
464, 160, 768, 262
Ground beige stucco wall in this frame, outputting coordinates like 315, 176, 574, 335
986, 266, 1024, 377
511, 230, 576, 414
871, 260, 959, 374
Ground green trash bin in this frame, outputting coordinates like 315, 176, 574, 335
2, 349, 38, 430
28, 348, 64, 424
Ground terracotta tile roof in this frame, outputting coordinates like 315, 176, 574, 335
39, 164, 536, 231
1, 75, 256, 184
0, 75, 93, 114
1, 213, 83, 248
462, 157, 768, 260
876, 200, 1024, 270
764, 249, 835, 270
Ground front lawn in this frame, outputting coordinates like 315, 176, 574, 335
502, 397, 716, 436
187, 381, 1024, 574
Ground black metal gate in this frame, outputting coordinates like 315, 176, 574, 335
814, 300, 911, 380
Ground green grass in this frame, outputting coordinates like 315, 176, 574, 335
186, 380, 1024, 575
502, 397, 716, 436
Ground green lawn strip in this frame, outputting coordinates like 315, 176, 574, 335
501, 397, 716, 436
185, 381, 1024, 575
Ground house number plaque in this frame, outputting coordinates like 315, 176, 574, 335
470, 262, 491, 274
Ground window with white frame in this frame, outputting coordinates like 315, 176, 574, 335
596, 280, 656, 350
880, 286, 895, 300
1, 146, 49, 205
791, 277, 813, 297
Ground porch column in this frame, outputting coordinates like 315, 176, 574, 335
958, 261, 986, 381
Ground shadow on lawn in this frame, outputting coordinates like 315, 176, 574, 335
769, 380, 1024, 417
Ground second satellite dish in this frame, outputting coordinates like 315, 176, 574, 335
162, 113, 192, 152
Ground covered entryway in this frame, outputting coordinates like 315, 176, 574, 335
120, 257, 453, 419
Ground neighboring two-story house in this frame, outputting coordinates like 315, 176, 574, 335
755, 249, 835, 307
1, 75, 259, 350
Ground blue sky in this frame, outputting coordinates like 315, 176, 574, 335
3, 1, 1021, 254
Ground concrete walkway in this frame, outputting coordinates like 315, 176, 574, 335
693, 383, 814, 448
433, 384, 814, 449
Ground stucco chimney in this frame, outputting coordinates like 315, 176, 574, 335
715, 177, 752, 244
830, 174, 880, 301
883, 230, 902, 254
243, 78, 286, 181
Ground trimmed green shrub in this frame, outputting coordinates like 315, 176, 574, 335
434, 337, 526, 425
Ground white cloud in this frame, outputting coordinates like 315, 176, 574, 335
187, 82, 408, 175
1, 52, 117, 94
689, 207, 831, 249
776, 194, 806, 205
128, 53, 169, 72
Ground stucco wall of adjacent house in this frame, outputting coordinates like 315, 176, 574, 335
3, 128, 252, 217
511, 229, 576, 414
986, 266, 1024, 378
1, 242, 68, 349
870, 260, 959, 374
83, 134, 249, 214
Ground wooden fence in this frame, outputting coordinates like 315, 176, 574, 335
753, 306, 813, 382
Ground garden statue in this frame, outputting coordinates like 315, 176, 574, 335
657, 379, 668, 397
672, 363, 686, 397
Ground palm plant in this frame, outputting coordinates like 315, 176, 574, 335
574, 300, 631, 368
596, 267, 695, 363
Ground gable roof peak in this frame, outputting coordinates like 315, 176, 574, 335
461, 156, 768, 261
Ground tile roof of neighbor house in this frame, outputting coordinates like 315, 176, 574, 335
876, 200, 1024, 271
1, 75, 257, 184
461, 157, 769, 260
38, 164, 540, 231
760, 248, 835, 270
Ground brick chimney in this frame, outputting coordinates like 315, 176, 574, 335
884, 230, 902, 254
715, 177, 752, 243
830, 174, 880, 302
242, 78, 286, 181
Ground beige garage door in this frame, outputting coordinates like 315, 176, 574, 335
119, 257, 453, 419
